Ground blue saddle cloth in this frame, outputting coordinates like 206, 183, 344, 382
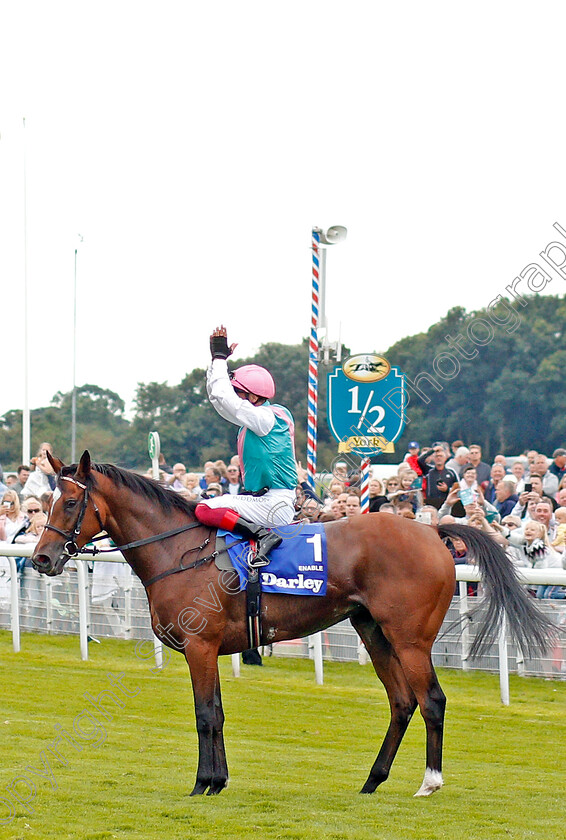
218, 522, 327, 596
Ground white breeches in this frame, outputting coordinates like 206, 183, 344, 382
199, 488, 295, 528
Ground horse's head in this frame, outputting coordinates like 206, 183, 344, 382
32, 450, 105, 576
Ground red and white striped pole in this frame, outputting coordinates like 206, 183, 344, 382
306, 228, 320, 490
360, 457, 371, 513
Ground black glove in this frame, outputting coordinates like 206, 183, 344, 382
210, 334, 232, 359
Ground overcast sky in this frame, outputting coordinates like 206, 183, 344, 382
2, 1, 565, 422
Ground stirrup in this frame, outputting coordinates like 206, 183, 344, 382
247, 543, 270, 569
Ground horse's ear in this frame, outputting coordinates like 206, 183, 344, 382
47, 451, 65, 475
76, 450, 92, 480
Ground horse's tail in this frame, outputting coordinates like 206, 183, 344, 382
437, 523, 555, 658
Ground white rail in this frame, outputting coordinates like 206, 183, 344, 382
1, 544, 565, 702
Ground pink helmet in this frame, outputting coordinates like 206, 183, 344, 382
231, 365, 275, 399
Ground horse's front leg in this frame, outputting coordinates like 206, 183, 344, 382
185, 640, 228, 796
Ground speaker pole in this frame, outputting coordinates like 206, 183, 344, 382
306, 226, 347, 490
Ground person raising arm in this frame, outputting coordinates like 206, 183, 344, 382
194, 326, 298, 566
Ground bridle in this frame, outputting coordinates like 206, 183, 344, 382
44, 476, 106, 558
43, 475, 230, 586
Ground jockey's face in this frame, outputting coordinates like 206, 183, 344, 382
234, 388, 264, 406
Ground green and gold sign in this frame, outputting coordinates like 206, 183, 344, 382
327, 353, 406, 457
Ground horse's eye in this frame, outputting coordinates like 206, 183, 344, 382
65, 499, 78, 510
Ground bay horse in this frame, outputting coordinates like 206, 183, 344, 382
32, 452, 551, 797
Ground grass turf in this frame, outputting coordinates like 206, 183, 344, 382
0, 630, 564, 840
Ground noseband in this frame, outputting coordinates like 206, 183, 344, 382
44, 476, 105, 558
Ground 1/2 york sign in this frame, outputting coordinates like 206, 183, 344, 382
327, 353, 406, 456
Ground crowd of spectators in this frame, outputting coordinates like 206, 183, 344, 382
2, 438, 566, 600
135, 439, 566, 599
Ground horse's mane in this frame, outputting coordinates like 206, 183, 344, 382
60, 463, 198, 518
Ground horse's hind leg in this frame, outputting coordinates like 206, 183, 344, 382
351, 611, 418, 794
394, 643, 446, 797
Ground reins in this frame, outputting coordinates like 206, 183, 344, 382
45, 474, 244, 589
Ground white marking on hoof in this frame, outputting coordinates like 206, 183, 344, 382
414, 768, 443, 797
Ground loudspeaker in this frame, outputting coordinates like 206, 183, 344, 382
320, 225, 347, 245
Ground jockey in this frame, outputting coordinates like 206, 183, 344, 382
194, 325, 298, 566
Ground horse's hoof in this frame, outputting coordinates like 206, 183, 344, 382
359, 780, 378, 794
360, 771, 386, 794
190, 781, 209, 796
206, 784, 225, 795
414, 769, 443, 797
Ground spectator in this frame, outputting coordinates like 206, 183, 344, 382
450, 439, 466, 455
556, 480, 566, 506
390, 470, 420, 512
508, 495, 557, 544
166, 463, 188, 492
345, 470, 361, 490
13, 511, 48, 544
493, 454, 509, 471
466, 506, 508, 546
378, 503, 396, 514
345, 494, 362, 517
467, 444, 492, 485
330, 495, 347, 519
417, 444, 459, 508
550, 507, 566, 551
501, 514, 522, 535
510, 459, 527, 494
21, 443, 56, 498
11, 466, 31, 500
327, 478, 346, 498
483, 464, 507, 504
532, 497, 557, 541
202, 464, 227, 493
332, 461, 349, 484
298, 497, 321, 522
494, 479, 519, 518
214, 460, 229, 482
510, 474, 544, 519
396, 502, 415, 519
202, 482, 224, 499
199, 461, 216, 491
525, 450, 539, 472
21, 497, 43, 520
532, 453, 559, 497
459, 465, 480, 496
225, 464, 242, 495
384, 476, 401, 496
0, 490, 27, 542
368, 478, 388, 512
403, 441, 420, 465
416, 505, 439, 526
182, 473, 202, 499
506, 521, 562, 593
445, 446, 471, 477
548, 448, 566, 485
447, 533, 469, 595
295, 461, 325, 510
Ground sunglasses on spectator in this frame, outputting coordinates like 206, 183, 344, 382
27, 508, 42, 514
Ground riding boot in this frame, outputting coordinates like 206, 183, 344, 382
231, 517, 282, 567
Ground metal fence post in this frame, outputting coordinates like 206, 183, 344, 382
498, 612, 510, 705
76, 559, 90, 661
8, 557, 20, 652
